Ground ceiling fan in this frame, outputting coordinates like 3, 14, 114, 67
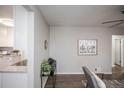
102, 10, 124, 28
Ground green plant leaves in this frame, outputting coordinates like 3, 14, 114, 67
41, 60, 52, 75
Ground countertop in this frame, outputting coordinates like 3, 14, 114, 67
0, 55, 27, 73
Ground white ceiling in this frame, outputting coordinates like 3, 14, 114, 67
0, 5, 13, 19
39, 5, 124, 27
0, 6, 13, 27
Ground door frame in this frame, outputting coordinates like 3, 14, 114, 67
112, 35, 124, 67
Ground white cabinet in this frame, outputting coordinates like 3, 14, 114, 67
0, 73, 27, 88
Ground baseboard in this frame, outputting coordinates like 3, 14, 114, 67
57, 72, 83, 74
103, 72, 112, 74
57, 72, 112, 75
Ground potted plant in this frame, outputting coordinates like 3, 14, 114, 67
40, 59, 51, 76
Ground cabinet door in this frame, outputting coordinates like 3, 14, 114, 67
2, 73, 27, 88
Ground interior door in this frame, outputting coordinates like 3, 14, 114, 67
115, 39, 121, 66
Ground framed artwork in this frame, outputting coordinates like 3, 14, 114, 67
78, 39, 97, 56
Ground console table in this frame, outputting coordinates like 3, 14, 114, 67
41, 58, 56, 88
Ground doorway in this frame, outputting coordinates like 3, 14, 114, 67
115, 39, 122, 66
112, 35, 124, 78
112, 35, 124, 67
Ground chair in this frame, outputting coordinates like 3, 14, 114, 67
82, 66, 98, 88
82, 66, 106, 88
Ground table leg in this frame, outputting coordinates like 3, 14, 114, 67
52, 75, 56, 88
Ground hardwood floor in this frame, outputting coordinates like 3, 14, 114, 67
45, 74, 85, 88
45, 74, 124, 88
112, 66, 124, 79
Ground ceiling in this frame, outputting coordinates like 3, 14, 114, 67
0, 5, 13, 19
39, 5, 124, 27
0, 5, 13, 27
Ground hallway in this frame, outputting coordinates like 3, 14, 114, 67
112, 65, 124, 79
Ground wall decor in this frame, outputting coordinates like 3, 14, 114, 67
78, 39, 97, 55
44, 40, 48, 50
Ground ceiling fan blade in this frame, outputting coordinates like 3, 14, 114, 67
109, 21, 124, 28
102, 20, 124, 24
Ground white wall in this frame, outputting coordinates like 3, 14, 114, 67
0, 26, 13, 47
29, 6, 49, 88
14, 6, 35, 88
14, 6, 28, 58
26, 9, 34, 88
50, 26, 124, 74
14, 6, 49, 88
34, 7, 49, 88
13, 6, 29, 88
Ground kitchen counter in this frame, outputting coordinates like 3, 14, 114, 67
0, 66, 27, 73
0, 55, 27, 73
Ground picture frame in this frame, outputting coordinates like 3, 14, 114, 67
78, 39, 97, 56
